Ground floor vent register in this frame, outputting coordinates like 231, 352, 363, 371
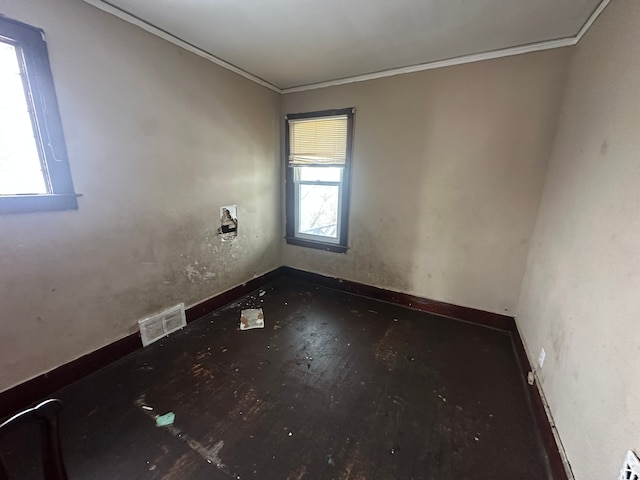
138, 303, 187, 346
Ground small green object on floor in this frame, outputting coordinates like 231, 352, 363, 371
155, 412, 175, 427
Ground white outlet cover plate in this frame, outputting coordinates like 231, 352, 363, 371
538, 347, 546, 368
619, 450, 640, 480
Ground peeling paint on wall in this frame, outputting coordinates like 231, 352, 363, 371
0, 0, 282, 395
184, 264, 218, 284
218, 205, 238, 241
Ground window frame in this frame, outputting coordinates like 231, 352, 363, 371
0, 16, 78, 214
285, 108, 354, 253
293, 166, 343, 245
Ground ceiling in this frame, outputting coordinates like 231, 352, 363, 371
87, 0, 606, 92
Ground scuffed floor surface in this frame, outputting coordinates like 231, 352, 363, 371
1, 277, 552, 479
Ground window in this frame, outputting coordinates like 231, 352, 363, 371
285, 108, 354, 253
0, 16, 77, 214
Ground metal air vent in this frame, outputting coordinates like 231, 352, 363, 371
138, 303, 186, 346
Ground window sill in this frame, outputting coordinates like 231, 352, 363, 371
285, 236, 348, 253
0, 194, 80, 214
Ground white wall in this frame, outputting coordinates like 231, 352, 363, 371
516, 1, 640, 478
282, 49, 571, 315
0, 0, 281, 392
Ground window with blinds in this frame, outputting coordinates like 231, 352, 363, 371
285, 108, 354, 253
288, 115, 348, 167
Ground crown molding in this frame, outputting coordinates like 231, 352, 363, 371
281, 37, 575, 94
283, 0, 612, 94
83, 0, 282, 93
84, 0, 611, 95
575, 0, 612, 43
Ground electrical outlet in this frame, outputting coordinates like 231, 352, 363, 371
538, 347, 546, 369
618, 450, 640, 480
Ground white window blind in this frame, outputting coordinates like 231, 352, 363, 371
288, 115, 348, 166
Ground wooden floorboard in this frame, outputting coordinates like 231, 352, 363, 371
0, 277, 552, 479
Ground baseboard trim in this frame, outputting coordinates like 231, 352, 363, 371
284, 266, 567, 479
184, 267, 284, 323
1, 265, 567, 480
0, 267, 284, 419
511, 327, 570, 480
281, 266, 516, 331
0, 332, 142, 421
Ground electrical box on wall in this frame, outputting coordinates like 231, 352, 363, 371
218, 205, 238, 240
619, 450, 640, 480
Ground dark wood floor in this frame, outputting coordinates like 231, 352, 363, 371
1, 277, 551, 479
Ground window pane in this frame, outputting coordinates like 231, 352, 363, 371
297, 166, 342, 182
0, 41, 47, 194
299, 184, 339, 238
289, 115, 347, 166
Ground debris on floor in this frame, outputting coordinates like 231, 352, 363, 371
156, 412, 176, 427
240, 308, 265, 330
31, 279, 552, 479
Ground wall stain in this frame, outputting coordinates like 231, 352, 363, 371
290, 220, 412, 294
600, 137, 609, 155
550, 318, 566, 368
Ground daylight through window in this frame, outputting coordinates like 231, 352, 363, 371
0, 41, 47, 194
285, 108, 354, 253
0, 16, 77, 213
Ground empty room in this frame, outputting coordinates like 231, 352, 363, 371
0, 0, 638, 479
